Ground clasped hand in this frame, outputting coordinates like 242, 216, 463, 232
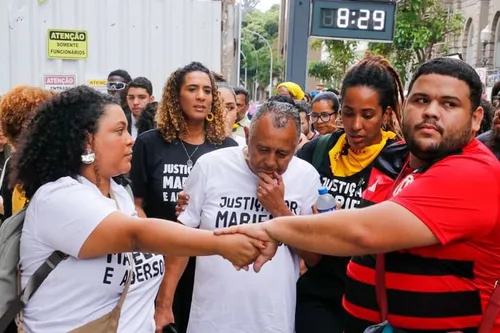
215, 222, 279, 272
175, 172, 283, 272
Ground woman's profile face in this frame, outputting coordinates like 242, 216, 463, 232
91, 104, 134, 177
219, 87, 237, 135
179, 71, 213, 122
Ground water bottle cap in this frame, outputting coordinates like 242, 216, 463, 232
318, 187, 328, 195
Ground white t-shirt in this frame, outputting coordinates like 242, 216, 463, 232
231, 134, 247, 146
131, 115, 138, 140
20, 176, 164, 333
178, 146, 321, 333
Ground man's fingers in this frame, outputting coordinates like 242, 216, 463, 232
214, 226, 240, 235
336, 202, 342, 210
312, 205, 319, 214
273, 172, 283, 186
248, 237, 267, 250
253, 255, 270, 273
258, 172, 275, 184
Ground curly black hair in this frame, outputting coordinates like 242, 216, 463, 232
137, 101, 158, 135
11, 85, 118, 199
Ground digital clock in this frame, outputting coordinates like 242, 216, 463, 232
310, 0, 397, 42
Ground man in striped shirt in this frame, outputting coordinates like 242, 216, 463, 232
217, 58, 500, 332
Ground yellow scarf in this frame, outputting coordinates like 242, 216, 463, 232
328, 130, 397, 177
12, 185, 27, 214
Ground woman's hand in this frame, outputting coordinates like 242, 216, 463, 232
216, 233, 267, 271
175, 192, 189, 217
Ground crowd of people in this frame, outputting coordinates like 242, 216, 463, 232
0, 53, 499, 333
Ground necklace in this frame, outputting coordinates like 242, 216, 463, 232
180, 140, 202, 168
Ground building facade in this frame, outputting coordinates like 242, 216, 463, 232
443, 0, 500, 89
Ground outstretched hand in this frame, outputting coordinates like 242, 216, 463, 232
215, 223, 279, 273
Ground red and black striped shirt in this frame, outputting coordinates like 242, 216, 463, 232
344, 139, 500, 332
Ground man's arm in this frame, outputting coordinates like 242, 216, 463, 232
265, 159, 499, 256
155, 255, 189, 330
266, 201, 438, 256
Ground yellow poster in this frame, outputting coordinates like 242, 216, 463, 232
47, 29, 88, 60
87, 78, 108, 93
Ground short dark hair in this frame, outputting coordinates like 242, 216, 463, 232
295, 100, 311, 115
234, 87, 250, 105
312, 92, 340, 114
407, 58, 482, 111
479, 99, 493, 135
108, 69, 132, 83
137, 102, 158, 135
128, 77, 153, 96
267, 95, 295, 105
325, 88, 340, 96
492, 81, 500, 102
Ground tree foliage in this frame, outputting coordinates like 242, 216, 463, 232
369, 0, 463, 83
240, 0, 260, 14
240, 5, 283, 93
308, 0, 463, 86
308, 40, 358, 88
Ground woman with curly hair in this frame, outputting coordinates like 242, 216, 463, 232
0, 85, 55, 220
130, 62, 238, 333
12, 85, 260, 332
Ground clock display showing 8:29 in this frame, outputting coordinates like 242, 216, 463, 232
320, 8, 386, 31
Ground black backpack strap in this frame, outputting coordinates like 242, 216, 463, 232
0, 250, 68, 332
311, 134, 332, 170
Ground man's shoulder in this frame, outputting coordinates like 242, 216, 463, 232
476, 130, 491, 144
197, 146, 242, 165
287, 156, 321, 179
428, 139, 500, 181
136, 129, 163, 144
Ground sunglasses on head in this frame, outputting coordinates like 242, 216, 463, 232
107, 82, 128, 90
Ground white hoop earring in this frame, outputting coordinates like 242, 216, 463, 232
81, 149, 96, 165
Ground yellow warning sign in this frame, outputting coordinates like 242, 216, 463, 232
88, 80, 107, 86
47, 29, 88, 60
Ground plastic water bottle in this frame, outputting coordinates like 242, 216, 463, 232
316, 187, 337, 213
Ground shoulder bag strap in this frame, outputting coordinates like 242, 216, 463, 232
478, 281, 500, 333
0, 250, 68, 332
374, 161, 411, 322
0, 156, 11, 192
312, 134, 331, 170
116, 253, 135, 309
375, 253, 388, 321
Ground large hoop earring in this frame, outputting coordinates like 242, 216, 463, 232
81, 148, 96, 165
205, 112, 214, 122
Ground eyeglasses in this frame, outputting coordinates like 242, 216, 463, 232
309, 112, 336, 123
107, 82, 128, 91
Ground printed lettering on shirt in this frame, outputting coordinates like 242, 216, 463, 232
322, 176, 362, 209
103, 253, 164, 286
215, 196, 299, 228
393, 174, 414, 197
162, 163, 193, 203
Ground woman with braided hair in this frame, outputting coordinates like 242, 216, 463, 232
295, 52, 406, 333
130, 62, 238, 333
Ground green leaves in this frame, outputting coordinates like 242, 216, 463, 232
240, 5, 282, 88
368, 0, 463, 83
308, 40, 358, 87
